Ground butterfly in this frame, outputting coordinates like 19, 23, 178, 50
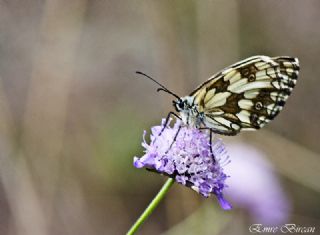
137, 55, 299, 140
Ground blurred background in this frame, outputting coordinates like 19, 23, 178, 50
0, 0, 319, 234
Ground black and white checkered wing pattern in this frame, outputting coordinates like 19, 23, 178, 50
190, 56, 299, 135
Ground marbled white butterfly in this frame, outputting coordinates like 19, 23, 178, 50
137, 55, 299, 140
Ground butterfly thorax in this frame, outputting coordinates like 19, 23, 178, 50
174, 96, 205, 128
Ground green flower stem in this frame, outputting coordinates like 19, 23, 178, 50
127, 178, 174, 235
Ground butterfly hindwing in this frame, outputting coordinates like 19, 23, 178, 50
191, 56, 299, 135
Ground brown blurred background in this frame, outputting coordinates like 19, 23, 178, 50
0, 1, 319, 235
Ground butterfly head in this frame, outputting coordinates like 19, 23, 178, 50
173, 96, 201, 127
173, 97, 191, 112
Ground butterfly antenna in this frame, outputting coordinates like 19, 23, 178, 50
136, 71, 181, 100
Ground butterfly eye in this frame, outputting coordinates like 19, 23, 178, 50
173, 100, 184, 111
178, 102, 184, 109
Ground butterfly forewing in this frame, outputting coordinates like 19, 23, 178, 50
191, 56, 299, 135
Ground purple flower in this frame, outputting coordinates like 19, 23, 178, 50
133, 119, 232, 210
224, 143, 291, 225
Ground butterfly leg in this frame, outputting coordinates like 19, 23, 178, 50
165, 125, 182, 154
153, 112, 181, 144
209, 129, 216, 163
199, 128, 216, 163
162, 111, 181, 132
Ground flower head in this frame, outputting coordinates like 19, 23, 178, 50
133, 119, 231, 210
